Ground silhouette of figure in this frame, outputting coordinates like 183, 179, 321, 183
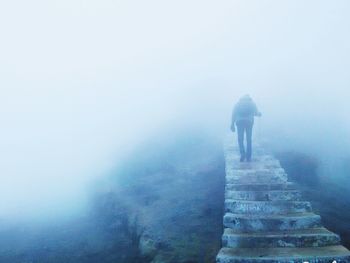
231, 95, 261, 162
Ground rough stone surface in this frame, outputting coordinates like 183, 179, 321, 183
225, 182, 297, 191
217, 135, 350, 262
225, 190, 302, 201
225, 200, 312, 214
222, 228, 340, 248
223, 213, 322, 232
217, 246, 350, 263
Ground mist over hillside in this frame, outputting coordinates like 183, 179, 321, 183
1, 129, 350, 263
1, 0, 350, 262
0, 131, 225, 263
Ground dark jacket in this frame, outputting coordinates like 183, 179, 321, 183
232, 96, 260, 125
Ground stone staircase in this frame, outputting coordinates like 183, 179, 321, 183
216, 136, 350, 263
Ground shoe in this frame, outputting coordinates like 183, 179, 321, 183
240, 156, 245, 162
246, 157, 251, 162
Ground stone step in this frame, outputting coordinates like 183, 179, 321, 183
226, 182, 297, 191
225, 160, 281, 170
226, 169, 287, 179
216, 245, 350, 263
225, 154, 278, 161
226, 168, 286, 176
225, 146, 266, 156
225, 190, 302, 201
225, 152, 273, 158
222, 228, 340, 248
223, 212, 321, 232
225, 200, 312, 214
226, 175, 288, 184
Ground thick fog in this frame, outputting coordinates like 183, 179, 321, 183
1, 0, 350, 221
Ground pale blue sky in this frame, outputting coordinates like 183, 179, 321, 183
0, 0, 350, 219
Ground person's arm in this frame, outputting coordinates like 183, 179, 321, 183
231, 106, 237, 132
253, 103, 262, 117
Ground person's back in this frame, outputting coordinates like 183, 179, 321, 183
233, 96, 258, 124
231, 95, 261, 162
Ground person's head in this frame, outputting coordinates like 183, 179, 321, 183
239, 94, 252, 101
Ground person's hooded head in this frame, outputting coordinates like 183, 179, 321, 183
237, 95, 256, 109
240, 94, 252, 101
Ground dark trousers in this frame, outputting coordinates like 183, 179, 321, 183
236, 121, 253, 160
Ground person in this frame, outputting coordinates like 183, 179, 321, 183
231, 95, 261, 162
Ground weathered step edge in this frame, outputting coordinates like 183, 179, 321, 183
226, 182, 297, 191
225, 200, 312, 214
216, 246, 350, 263
223, 213, 322, 232
225, 190, 302, 201
222, 227, 341, 248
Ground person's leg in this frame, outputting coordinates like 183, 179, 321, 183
246, 122, 253, 161
236, 123, 246, 161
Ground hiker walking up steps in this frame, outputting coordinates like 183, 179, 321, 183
231, 95, 262, 162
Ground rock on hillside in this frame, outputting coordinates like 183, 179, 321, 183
92, 132, 225, 263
